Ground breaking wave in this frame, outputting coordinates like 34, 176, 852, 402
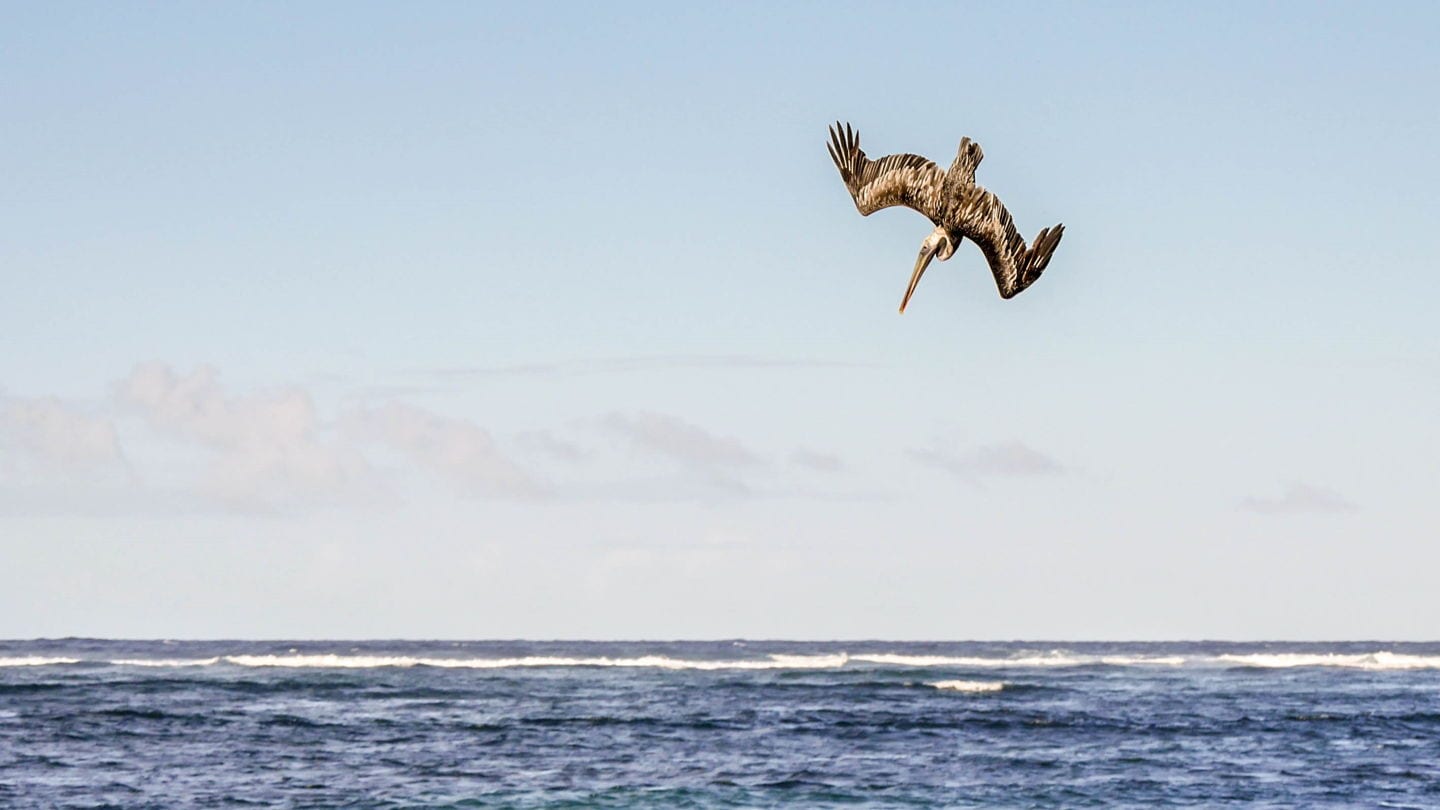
852, 653, 1185, 668
220, 653, 852, 670
1217, 652, 1440, 670
3, 649, 1437, 671
930, 679, 1006, 693
111, 658, 221, 667
0, 656, 80, 667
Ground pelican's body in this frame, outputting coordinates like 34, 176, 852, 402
827, 122, 1064, 312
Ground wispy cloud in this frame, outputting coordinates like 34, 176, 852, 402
346, 402, 546, 498
601, 411, 765, 495
0, 396, 129, 482
517, 429, 588, 463
1240, 482, 1357, 515
420, 354, 874, 379
7, 365, 548, 513
910, 440, 1063, 481
603, 411, 762, 469
790, 448, 843, 472
0, 392, 208, 518
6, 366, 853, 513
115, 363, 374, 511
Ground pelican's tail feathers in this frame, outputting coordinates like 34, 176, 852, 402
1018, 224, 1064, 289
950, 137, 984, 183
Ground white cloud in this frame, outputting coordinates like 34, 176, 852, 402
0, 397, 125, 472
1240, 483, 1357, 515
790, 448, 843, 472
346, 402, 545, 498
0, 396, 128, 481
599, 411, 766, 496
517, 429, 587, 463
423, 354, 874, 379
115, 363, 373, 511
911, 440, 1063, 480
602, 411, 761, 469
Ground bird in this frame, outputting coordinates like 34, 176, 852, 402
826, 122, 1064, 313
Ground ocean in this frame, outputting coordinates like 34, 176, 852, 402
3, 640, 1439, 807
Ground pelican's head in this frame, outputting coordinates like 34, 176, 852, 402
899, 226, 956, 313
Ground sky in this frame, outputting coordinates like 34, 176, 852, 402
2, 2, 1438, 640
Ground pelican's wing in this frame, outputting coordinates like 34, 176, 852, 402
955, 186, 1065, 299
827, 122, 945, 222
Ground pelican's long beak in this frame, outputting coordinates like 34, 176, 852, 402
899, 242, 939, 314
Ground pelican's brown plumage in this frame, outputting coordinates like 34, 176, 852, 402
827, 122, 1064, 312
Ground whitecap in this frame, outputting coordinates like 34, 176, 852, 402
1217, 652, 1440, 670
853, 652, 1185, 668
930, 679, 1006, 693
851, 654, 988, 667
852, 653, 1076, 667
1098, 655, 1187, 667
221, 653, 851, 671
110, 658, 221, 667
0, 656, 80, 667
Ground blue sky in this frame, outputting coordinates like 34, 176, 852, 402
3, 2, 1437, 639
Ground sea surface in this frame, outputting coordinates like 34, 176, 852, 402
3, 640, 1440, 808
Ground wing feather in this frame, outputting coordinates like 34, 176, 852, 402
953, 186, 1064, 299
828, 122, 945, 222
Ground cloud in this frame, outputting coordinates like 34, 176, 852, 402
0, 396, 129, 483
600, 411, 765, 495
602, 411, 762, 469
346, 402, 546, 498
517, 429, 588, 462
1240, 483, 1357, 515
12, 365, 858, 512
421, 354, 874, 379
911, 440, 1063, 480
115, 363, 373, 511
790, 448, 843, 472
7, 365, 545, 512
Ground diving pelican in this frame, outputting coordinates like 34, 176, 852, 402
827, 122, 1065, 312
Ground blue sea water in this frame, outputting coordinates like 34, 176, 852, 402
3, 640, 1440, 808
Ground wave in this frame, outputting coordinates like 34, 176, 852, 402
220, 653, 852, 670
110, 658, 221, 668
930, 680, 1006, 693
218, 651, 1183, 671
852, 653, 1184, 668
2, 650, 1436, 672
0, 656, 80, 667
1099, 655, 1187, 666
1217, 652, 1440, 670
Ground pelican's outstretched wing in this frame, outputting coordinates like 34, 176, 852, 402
954, 187, 1065, 299
827, 122, 945, 223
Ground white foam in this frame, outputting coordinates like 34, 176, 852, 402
221, 653, 851, 671
930, 679, 1006, 693
1099, 655, 1186, 667
220, 651, 1196, 671
0, 656, 80, 667
852, 654, 989, 667
1216, 652, 1440, 670
110, 658, 221, 667
11, 650, 1433, 672
853, 653, 1076, 667
852, 653, 1185, 668
764, 653, 849, 669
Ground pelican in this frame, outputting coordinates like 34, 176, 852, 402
827, 122, 1065, 312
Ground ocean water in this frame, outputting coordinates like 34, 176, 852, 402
4, 640, 1440, 808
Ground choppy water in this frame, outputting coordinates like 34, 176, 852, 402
4, 640, 1440, 807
